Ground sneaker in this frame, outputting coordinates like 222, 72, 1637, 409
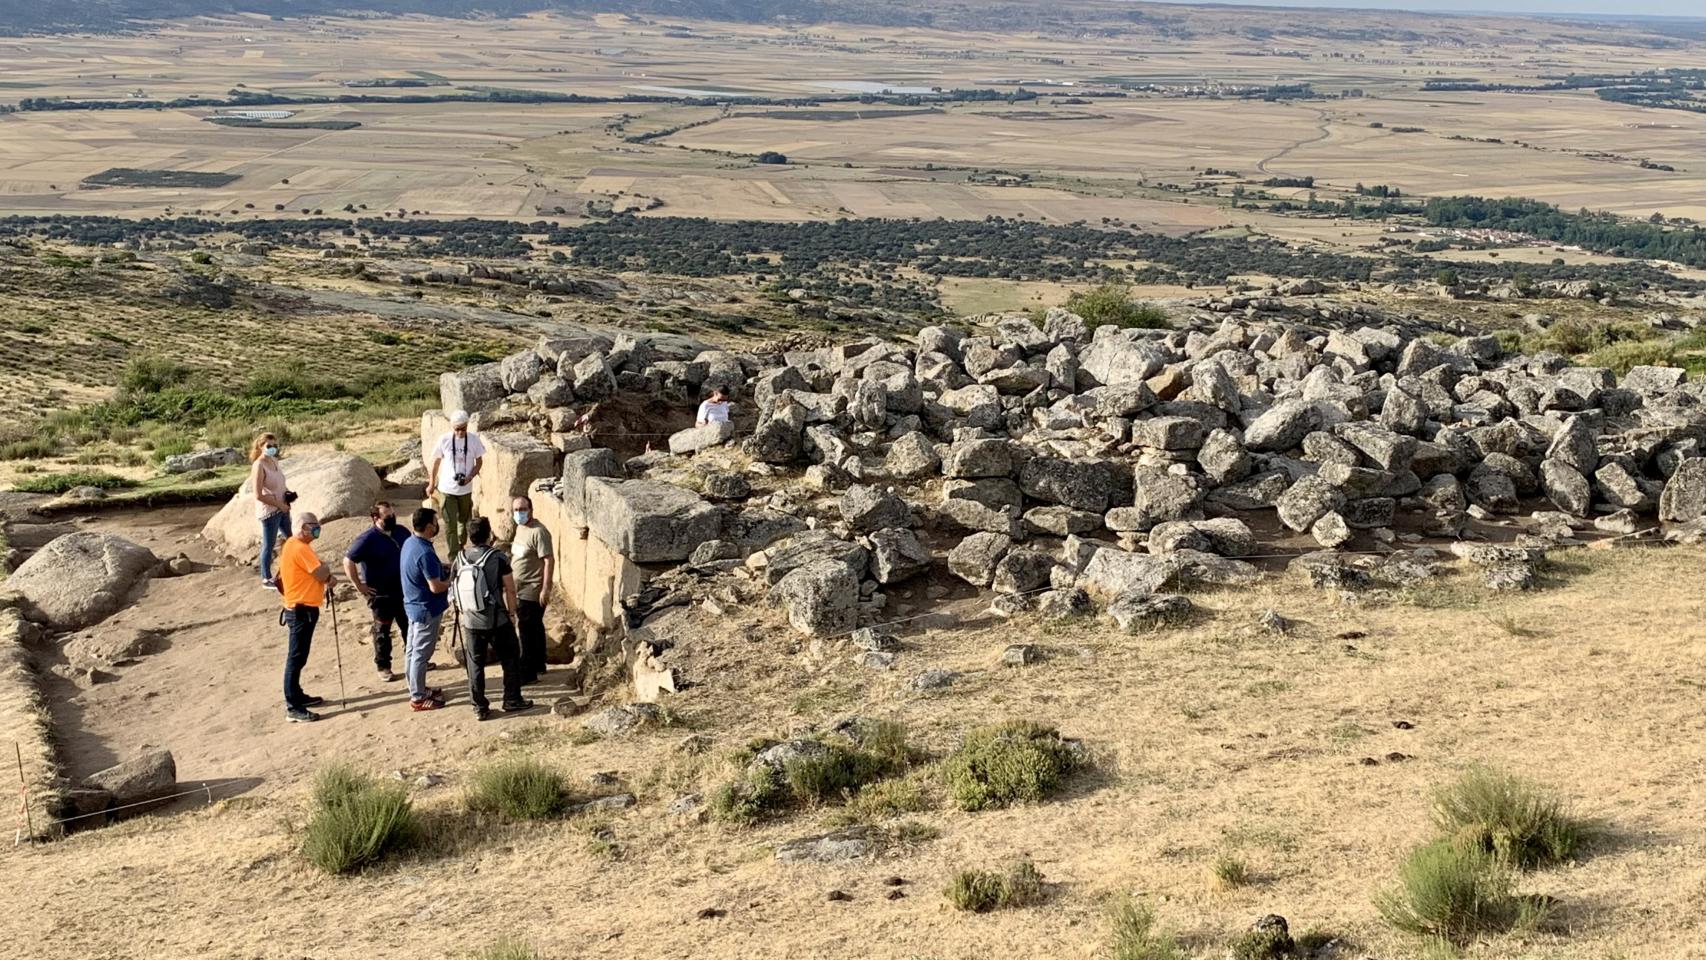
259, 579, 277, 591
376, 669, 397, 683
475, 707, 492, 722
501, 699, 534, 713
410, 698, 445, 712
424, 662, 440, 672
429, 687, 446, 703
286, 707, 322, 723
300, 695, 325, 707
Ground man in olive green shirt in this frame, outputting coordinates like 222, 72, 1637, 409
508, 495, 554, 685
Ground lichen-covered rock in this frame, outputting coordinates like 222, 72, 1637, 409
9, 532, 161, 630
948, 532, 1011, 587
868, 527, 933, 584
773, 558, 860, 636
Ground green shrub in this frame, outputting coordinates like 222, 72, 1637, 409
466, 758, 572, 820
1230, 921, 1295, 960
1064, 282, 1170, 330
11, 470, 136, 494
313, 763, 370, 808
1526, 316, 1653, 357
784, 744, 899, 804
365, 329, 404, 346
446, 348, 498, 368
1213, 854, 1251, 889
243, 360, 355, 401
1431, 766, 1588, 869
302, 766, 420, 874
944, 859, 1044, 912
713, 724, 916, 824
469, 938, 538, 960
0, 436, 60, 460
709, 762, 787, 826
944, 721, 1084, 811
827, 776, 933, 826
1375, 840, 1540, 945
1106, 895, 1185, 960
119, 354, 194, 395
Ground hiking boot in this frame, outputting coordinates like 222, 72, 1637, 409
475, 707, 492, 722
286, 707, 322, 723
502, 699, 534, 713
410, 698, 444, 712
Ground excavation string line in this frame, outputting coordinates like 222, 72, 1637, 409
22, 779, 228, 833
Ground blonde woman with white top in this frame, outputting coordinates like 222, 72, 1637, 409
250, 432, 294, 589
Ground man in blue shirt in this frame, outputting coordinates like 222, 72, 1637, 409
343, 500, 412, 684
400, 506, 451, 711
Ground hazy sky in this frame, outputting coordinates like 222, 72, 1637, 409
1146, 0, 1704, 17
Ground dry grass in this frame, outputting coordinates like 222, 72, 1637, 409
6, 539, 1706, 957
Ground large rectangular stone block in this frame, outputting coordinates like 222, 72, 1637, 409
583, 478, 720, 563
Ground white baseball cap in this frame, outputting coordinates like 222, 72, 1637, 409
450, 410, 470, 426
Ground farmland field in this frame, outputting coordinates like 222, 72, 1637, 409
0, 10, 1703, 226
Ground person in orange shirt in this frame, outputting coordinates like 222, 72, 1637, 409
278, 511, 335, 723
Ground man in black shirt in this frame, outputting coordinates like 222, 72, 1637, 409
343, 501, 411, 683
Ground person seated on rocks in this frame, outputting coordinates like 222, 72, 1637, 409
343, 500, 411, 684
250, 431, 294, 590
278, 512, 333, 723
429, 410, 485, 554
401, 506, 451, 712
695, 387, 732, 427
450, 517, 531, 721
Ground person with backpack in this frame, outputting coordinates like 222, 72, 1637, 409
451, 517, 532, 721
400, 506, 451, 712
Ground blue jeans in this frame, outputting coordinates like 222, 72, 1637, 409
283, 604, 319, 710
259, 511, 292, 582
405, 612, 443, 702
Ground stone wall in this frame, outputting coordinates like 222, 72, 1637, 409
0, 596, 63, 839
419, 411, 557, 544
530, 479, 643, 637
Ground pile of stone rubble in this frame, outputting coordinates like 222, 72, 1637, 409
441, 308, 1706, 638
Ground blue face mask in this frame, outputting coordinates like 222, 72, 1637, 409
308, 525, 322, 539
513, 510, 530, 526
264, 445, 280, 458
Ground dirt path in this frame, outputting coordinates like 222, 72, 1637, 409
37, 503, 575, 802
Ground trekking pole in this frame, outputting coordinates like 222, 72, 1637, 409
327, 585, 349, 709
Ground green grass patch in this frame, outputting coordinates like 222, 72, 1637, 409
944, 859, 1045, 912
1432, 765, 1589, 869
1213, 854, 1252, 889
1107, 895, 1185, 960
466, 758, 573, 820
1375, 840, 1543, 946
0, 435, 61, 461
302, 764, 420, 875
468, 936, 539, 960
11, 470, 136, 495
944, 720, 1084, 812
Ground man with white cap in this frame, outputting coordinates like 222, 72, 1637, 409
429, 410, 485, 554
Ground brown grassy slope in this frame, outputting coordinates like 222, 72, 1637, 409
5, 543, 1706, 958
